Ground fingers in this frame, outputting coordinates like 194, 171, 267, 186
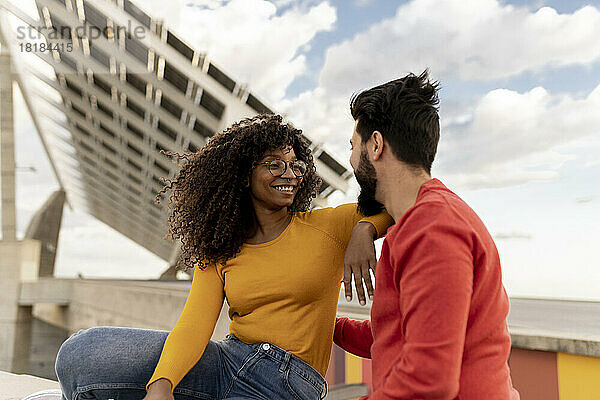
364, 248, 377, 299
353, 265, 367, 305
343, 267, 353, 302
362, 264, 374, 301
344, 259, 377, 305
370, 256, 377, 273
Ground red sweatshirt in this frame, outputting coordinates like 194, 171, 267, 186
334, 179, 519, 400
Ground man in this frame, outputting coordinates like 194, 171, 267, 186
335, 71, 520, 400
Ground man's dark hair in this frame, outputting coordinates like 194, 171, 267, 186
350, 70, 440, 173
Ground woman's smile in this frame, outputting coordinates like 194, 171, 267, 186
272, 184, 297, 195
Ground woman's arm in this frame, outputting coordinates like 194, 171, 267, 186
343, 222, 378, 304
341, 206, 394, 304
145, 263, 225, 394
309, 204, 394, 303
357, 212, 395, 239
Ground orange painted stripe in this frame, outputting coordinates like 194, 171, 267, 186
508, 348, 558, 400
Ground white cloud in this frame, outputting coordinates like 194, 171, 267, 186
284, 1, 600, 133
279, 0, 600, 155
436, 84, 600, 188
279, 86, 354, 149
318, 0, 600, 95
128, 0, 182, 31
286, 81, 600, 194
179, 0, 336, 103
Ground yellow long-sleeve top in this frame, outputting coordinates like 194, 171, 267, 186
146, 203, 393, 391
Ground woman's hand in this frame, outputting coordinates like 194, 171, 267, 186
143, 379, 175, 400
344, 222, 378, 305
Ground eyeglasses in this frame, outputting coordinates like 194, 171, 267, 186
253, 159, 308, 177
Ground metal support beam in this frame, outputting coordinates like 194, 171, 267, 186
0, 41, 16, 240
0, 6, 69, 206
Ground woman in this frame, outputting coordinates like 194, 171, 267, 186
54, 114, 392, 400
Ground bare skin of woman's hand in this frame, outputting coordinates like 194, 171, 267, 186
143, 378, 175, 400
344, 221, 378, 305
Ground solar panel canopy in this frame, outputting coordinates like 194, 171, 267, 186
4, 0, 353, 261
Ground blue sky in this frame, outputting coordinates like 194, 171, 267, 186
5, 0, 600, 300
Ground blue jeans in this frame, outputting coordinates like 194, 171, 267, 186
55, 326, 328, 400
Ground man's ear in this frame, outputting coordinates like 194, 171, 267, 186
371, 131, 384, 161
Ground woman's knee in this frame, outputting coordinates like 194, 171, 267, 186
56, 326, 170, 380
55, 326, 108, 378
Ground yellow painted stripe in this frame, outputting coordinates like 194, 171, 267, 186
557, 352, 600, 399
345, 352, 363, 384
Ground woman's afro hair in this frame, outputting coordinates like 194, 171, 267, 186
156, 114, 321, 271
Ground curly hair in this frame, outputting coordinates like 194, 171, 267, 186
156, 114, 321, 272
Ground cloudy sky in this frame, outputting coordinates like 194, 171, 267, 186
5, 0, 600, 300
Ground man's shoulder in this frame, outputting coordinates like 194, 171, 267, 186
417, 183, 474, 218
406, 193, 462, 222
389, 189, 475, 239
420, 181, 466, 205
394, 186, 492, 247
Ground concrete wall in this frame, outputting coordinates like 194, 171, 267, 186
15, 279, 600, 399
24, 279, 230, 341
0, 48, 16, 241
16, 279, 231, 381
0, 241, 34, 374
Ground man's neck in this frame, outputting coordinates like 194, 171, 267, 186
380, 167, 432, 222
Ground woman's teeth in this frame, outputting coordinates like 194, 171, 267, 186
274, 185, 294, 193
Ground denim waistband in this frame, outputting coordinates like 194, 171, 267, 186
224, 334, 327, 394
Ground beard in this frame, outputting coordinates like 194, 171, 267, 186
355, 149, 384, 216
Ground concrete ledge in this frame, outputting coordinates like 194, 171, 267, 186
19, 279, 71, 306
511, 330, 600, 358
18, 280, 600, 360
0, 370, 59, 400
508, 298, 600, 357
21, 279, 232, 340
